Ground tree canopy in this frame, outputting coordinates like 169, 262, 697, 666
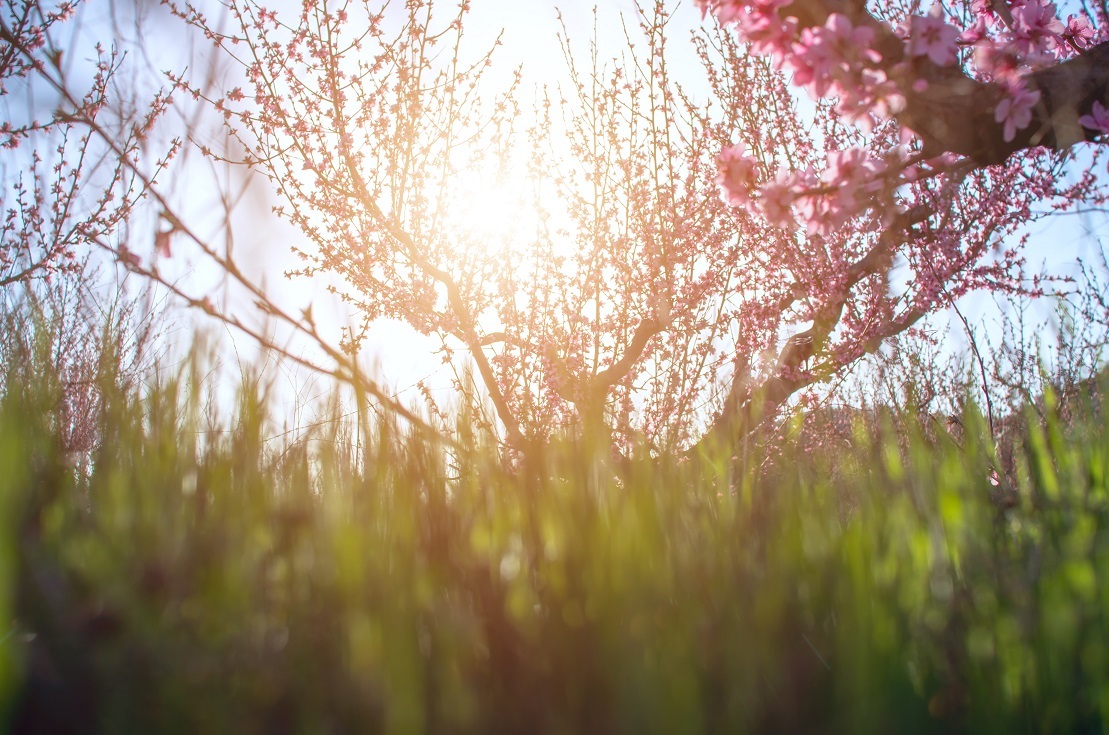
5, 0, 1108, 456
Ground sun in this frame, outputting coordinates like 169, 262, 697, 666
442, 161, 551, 256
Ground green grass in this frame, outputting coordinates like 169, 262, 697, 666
2, 356, 1109, 734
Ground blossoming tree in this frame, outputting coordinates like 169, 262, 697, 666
695, 0, 1108, 449
173, 0, 1106, 455
0, 0, 178, 463
1, 0, 176, 285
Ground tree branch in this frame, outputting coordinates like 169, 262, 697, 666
785, 0, 1109, 163
692, 206, 932, 455
593, 318, 665, 390
334, 150, 528, 449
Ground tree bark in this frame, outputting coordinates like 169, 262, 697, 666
786, 0, 1109, 163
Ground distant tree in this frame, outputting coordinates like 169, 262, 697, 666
0, 265, 162, 467
696, 0, 1109, 448
169, 0, 1107, 455
0, 0, 176, 462
0, 0, 177, 284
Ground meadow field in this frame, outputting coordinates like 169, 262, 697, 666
4, 0, 1109, 731
1, 344, 1106, 735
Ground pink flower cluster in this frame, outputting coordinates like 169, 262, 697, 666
699, 0, 1105, 227
786, 13, 905, 127
1080, 101, 1109, 135
698, 0, 796, 54
994, 80, 1041, 142
715, 144, 896, 234
907, 7, 959, 66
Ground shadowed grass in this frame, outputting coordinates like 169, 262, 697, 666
2, 351, 1108, 734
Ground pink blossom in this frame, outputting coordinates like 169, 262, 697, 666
696, 0, 798, 54
821, 146, 886, 216
1012, 0, 1065, 54
823, 146, 884, 187
695, 0, 747, 24
974, 41, 1024, 81
786, 147, 889, 235
1062, 14, 1096, 49
715, 143, 759, 206
796, 192, 831, 235
907, 6, 960, 66
821, 13, 881, 73
1078, 100, 1109, 135
994, 82, 1041, 142
757, 172, 800, 227
155, 229, 174, 258
970, 0, 994, 18
901, 164, 922, 182
789, 27, 839, 98
837, 69, 904, 126
789, 14, 879, 99
738, 8, 797, 55
168, 0, 1109, 450
958, 17, 988, 46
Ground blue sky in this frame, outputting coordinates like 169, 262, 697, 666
40, 0, 1105, 426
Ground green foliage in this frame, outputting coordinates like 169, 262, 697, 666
2, 355, 1108, 734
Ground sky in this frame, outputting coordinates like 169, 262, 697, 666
25, 0, 1108, 429
135, 0, 715, 415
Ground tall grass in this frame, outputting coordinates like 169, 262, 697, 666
2, 348, 1108, 734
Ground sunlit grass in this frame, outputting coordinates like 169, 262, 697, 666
2, 345, 1108, 734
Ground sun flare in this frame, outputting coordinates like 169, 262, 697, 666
443, 165, 550, 255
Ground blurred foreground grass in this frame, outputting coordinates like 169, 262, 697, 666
1, 357, 1108, 734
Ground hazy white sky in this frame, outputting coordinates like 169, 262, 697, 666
64, 0, 1105, 424
154, 0, 714, 411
